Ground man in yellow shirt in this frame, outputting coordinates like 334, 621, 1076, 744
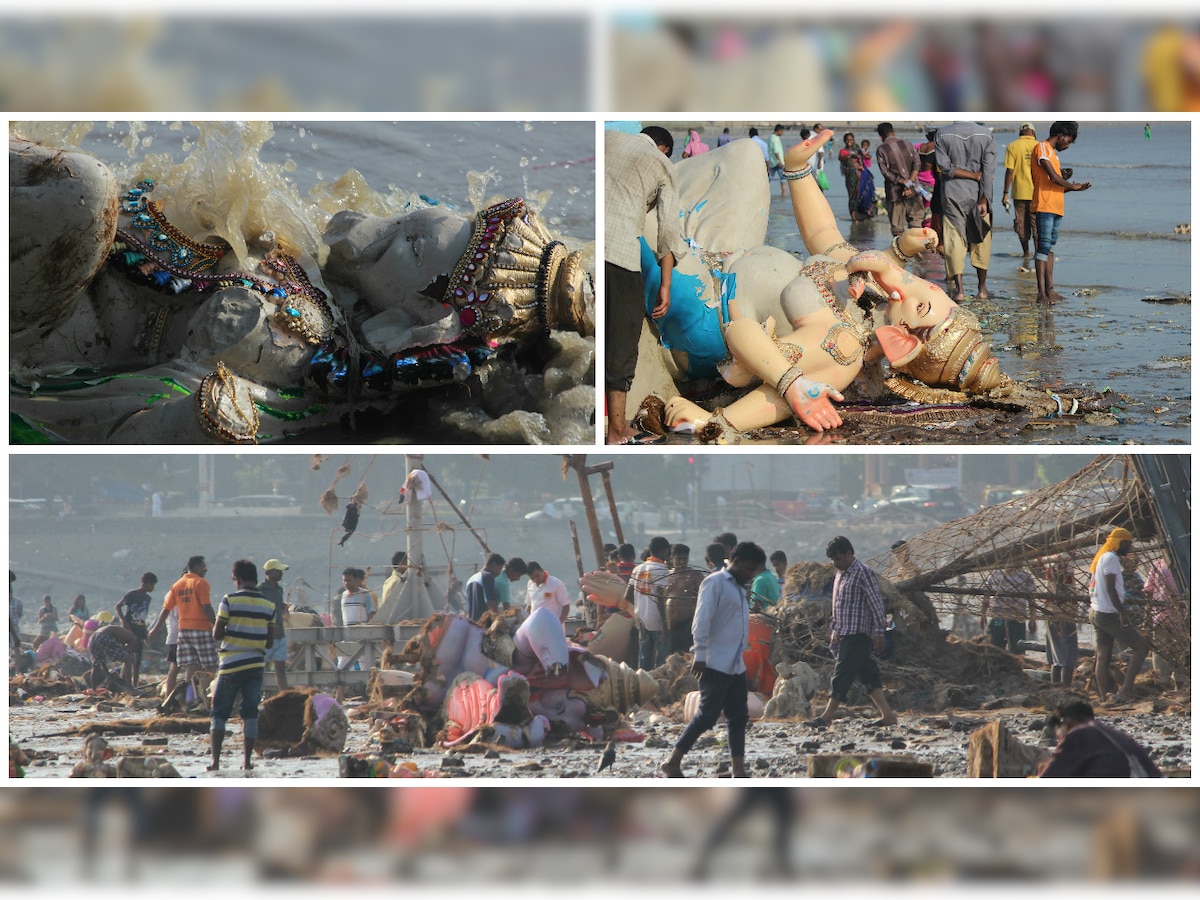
1000, 123, 1039, 260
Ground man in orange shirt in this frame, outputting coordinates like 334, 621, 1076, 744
148, 555, 217, 688
1030, 121, 1092, 304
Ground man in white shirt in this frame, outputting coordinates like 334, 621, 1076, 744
1088, 527, 1150, 702
525, 561, 571, 624
626, 536, 672, 669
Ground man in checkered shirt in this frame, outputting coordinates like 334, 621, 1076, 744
809, 535, 898, 728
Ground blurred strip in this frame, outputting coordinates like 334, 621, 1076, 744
1, 786, 1198, 883
0, 15, 588, 112
608, 16, 1200, 112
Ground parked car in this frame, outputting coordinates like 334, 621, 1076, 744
873, 485, 968, 522
982, 485, 1031, 507
524, 497, 589, 523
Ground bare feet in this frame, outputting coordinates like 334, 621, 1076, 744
976, 288, 990, 300
658, 761, 684, 778
1046, 289, 1065, 301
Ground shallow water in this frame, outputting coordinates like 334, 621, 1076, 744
658, 121, 1190, 446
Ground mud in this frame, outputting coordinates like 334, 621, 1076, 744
10, 634, 1189, 779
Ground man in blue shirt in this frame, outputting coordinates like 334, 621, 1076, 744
660, 542, 765, 778
464, 553, 505, 621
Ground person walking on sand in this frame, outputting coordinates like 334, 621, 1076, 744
148, 556, 216, 689
874, 122, 923, 236
116, 572, 157, 686
808, 536, 898, 728
935, 121, 997, 301
768, 124, 787, 196
257, 559, 290, 693
660, 541, 765, 778
1031, 120, 1092, 303
1088, 527, 1150, 703
1000, 123, 1039, 260
209, 559, 274, 771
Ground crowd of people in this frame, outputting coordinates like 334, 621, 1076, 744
9, 517, 1177, 778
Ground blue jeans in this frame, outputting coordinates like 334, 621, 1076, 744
636, 623, 666, 670
211, 666, 264, 740
1034, 212, 1062, 261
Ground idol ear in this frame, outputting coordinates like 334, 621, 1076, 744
875, 326, 921, 366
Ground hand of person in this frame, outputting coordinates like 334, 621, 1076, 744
783, 128, 834, 170
781, 374, 845, 432
691, 659, 707, 678
1073, 181, 1092, 191
651, 284, 671, 320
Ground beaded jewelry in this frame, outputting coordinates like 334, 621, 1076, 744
260, 250, 336, 344
820, 240, 857, 257
821, 321, 867, 366
195, 361, 260, 444
121, 181, 228, 275
781, 165, 814, 181
776, 365, 806, 399
889, 234, 915, 263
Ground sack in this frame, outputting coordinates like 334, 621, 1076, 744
815, 169, 830, 191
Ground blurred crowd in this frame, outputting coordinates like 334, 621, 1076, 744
2, 15, 1199, 112
1, 786, 1198, 885
610, 17, 1200, 112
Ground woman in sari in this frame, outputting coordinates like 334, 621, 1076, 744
838, 132, 874, 222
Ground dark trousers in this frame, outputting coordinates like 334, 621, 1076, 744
605, 262, 645, 392
830, 632, 882, 702
988, 618, 1027, 654
675, 667, 749, 758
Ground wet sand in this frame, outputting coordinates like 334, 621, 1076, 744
11, 673, 1189, 780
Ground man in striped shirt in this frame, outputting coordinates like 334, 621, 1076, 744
809, 536, 898, 728
209, 559, 274, 771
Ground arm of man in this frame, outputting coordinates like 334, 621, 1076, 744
875, 142, 901, 185
863, 569, 888, 655
980, 137, 997, 201
555, 580, 571, 623
652, 251, 674, 320
1105, 572, 1130, 623
212, 596, 229, 642
690, 576, 716, 677
197, 581, 216, 625
147, 592, 173, 639
483, 571, 498, 614
1037, 155, 1090, 191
